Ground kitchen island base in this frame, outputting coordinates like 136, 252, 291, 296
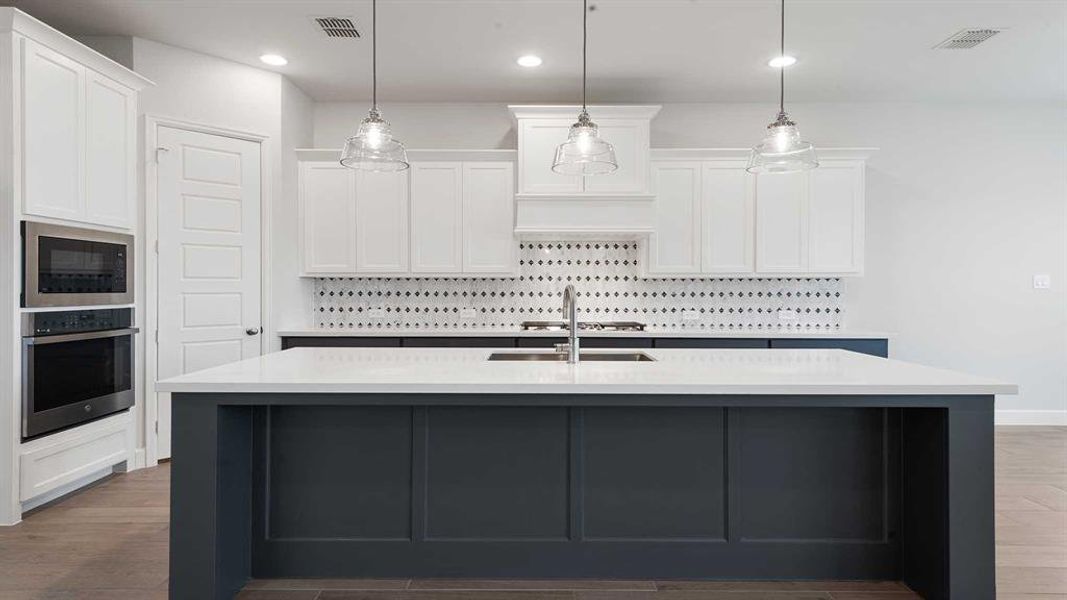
169, 393, 994, 600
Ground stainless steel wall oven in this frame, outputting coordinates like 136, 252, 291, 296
21, 309, 137, 440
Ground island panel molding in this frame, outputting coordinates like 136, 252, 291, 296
315, 241, 843, 331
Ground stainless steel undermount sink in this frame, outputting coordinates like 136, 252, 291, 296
488, 352, 656, 362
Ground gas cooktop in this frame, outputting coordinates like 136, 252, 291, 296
519, 321, 646, 332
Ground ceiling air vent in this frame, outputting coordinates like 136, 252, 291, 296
313, 16, 361, 39
933, 28, 1004, 49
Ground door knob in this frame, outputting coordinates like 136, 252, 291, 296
246, 327, 261, 336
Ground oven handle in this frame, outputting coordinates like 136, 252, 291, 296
23, 327, 140, 345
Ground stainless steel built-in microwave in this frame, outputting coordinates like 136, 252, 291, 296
22, 222, 134, 308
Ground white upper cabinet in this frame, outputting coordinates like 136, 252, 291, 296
85, 71, 136, 228
516, 119, 581, 196
300, 162, 356, 274
702, 161, 755, 274
462, 162, 516, 274
18, 34, 145, 229
755, 171, 809, 273
646, 149, 872, 278
410, 162, 463, 273
509, 105, 660, 199
298, 150, 518, 277
647, 162, 702, 274
22, 39, 84, 221
356, 170, 410, 273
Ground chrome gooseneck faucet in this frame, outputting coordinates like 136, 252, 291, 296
562, 284, 580, 364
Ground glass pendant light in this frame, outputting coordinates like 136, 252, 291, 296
552, 0, 617, 176
340, 0, 409, 171
747, 0, 817, 174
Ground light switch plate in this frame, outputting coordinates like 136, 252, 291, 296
460, 308, 478, 319
778, 309, 798, 322
1034, 274, 1052, 289
367, 308, 385, 318
682, 310, 701, 321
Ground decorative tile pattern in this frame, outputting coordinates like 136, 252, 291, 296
314, 242, 844, 331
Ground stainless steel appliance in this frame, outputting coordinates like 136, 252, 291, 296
22, 222, 134, 308
21, 308, 137, 440
520, 320, 646, 332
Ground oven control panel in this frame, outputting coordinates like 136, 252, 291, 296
22, 308, 133, 337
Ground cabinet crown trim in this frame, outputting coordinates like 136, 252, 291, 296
297, 148, 516, 163
2, 8, 154, 90
651, 147, 879, 161
508, 104, 663, 120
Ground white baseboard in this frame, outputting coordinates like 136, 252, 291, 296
20, 466, 114, 513
996, 410, 1067, 426
132, 448, 146, 470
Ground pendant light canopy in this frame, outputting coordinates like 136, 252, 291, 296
552, 0, 617, 176
747, 0, 817, 174
340, 0, 409, 171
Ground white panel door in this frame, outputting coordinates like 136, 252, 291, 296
85, 71, 136, 228
647, 162, 701, 274
702, 162, 755, 274
21, 38, 84, 221
462, 162, 516, 274
518, 120, 581, 195
156, 126, 262, 458
355, 170, 409, 273
808, 161, 864, 274
301, 162, 357, 274
582, 120, 648, 195
410, 162, 463, 273
755, 172, 809, 273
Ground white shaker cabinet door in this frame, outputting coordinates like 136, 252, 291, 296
355, 170, 409, 273
582, 119, 649, 195
21, 39, 85, 221
702, 162, 755, 274
646, 162, 702, 275
808, 161, 864, 275
300, 162, 357, 274
755, 171, 809, 273
462, 162, 516, 274
410, 162, 463, 273
517, 119, 581, 196
85, 71, 136, 228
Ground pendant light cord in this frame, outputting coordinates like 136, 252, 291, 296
582, 0, 588, 111
372, 0, 377, 111
779, 0, 785, 115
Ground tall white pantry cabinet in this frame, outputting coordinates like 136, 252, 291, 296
1, 8, 152, 526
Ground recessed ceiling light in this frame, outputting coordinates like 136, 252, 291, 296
260, 54, 288, 66
516, 55, 543, 68
768, 55, 797, 68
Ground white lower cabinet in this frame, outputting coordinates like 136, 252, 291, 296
646, 151, 869, 278
299, 152, 517, 277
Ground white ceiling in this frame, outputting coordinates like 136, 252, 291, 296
6, 0, 1065, 103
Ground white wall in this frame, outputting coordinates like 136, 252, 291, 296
314, 100, 1067, 424
276, 77, 315, 341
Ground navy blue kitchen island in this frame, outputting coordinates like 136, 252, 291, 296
159, 347, 1013, 600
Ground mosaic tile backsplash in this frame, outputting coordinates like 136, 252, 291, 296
315, 242, 844, 331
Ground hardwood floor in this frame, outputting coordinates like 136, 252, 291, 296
0, 426, 1062, 599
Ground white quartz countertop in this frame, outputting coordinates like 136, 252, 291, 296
276, 328, 891, 339
157, 347, 1015, 396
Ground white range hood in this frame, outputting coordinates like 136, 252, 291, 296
509, 105, 661, 239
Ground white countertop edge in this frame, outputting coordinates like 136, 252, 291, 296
157, 381, 1016, 396
277, 328, 893, 339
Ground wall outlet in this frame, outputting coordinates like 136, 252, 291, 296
682, 310, 701, 321
777, 309, 798, 322
367, 308, 386, 319
1033, 274, 1052, 289
460, 308, 478, 319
